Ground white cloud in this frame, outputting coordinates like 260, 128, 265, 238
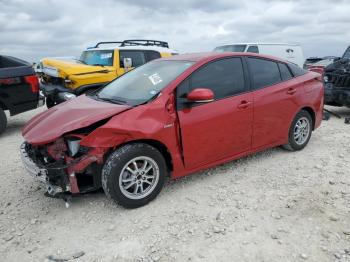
0, 0, 349, 62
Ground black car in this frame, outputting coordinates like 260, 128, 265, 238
0, 55, 44, 134
303, 57, 323, 69
323, 46, 350, 108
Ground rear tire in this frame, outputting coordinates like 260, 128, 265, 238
0, 108, 7, 134
282, 110, 313, 151
102, 143, 167, 208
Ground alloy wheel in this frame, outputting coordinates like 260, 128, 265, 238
293, 117, 310, 145
119, 156, 160, 200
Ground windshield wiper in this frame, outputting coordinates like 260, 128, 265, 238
95, 93, 127, 105
92, 64, 105, 67
77, 59, 87, 64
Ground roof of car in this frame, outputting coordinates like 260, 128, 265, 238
216, 43, 301, 46
85, 45, 178, 53
162, 52, 287, 63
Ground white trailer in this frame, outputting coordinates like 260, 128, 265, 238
214, 43, 304, 68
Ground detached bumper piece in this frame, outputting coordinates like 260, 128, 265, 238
39, 81, 76, 103
20, 143, 70, 197
20, 141, 107, 198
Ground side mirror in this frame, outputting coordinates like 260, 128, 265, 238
123, 58, 133, 71
187, 88, 214, 103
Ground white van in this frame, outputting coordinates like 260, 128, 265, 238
214, 43, 304, 68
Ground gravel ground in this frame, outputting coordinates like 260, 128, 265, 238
0, 106, 349, 262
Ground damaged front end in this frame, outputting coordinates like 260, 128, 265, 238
20, 135, 108, 198
324, 58, 350, 107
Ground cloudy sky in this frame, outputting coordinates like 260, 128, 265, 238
0, 0, 349, 62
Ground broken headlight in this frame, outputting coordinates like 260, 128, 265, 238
66, 137, 81, 157
58, 92, 76, 101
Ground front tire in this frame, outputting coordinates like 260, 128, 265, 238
102, 143, 167, 208
0, 108, 7, 134
282, 110, 313, 151
46, 96, 57, 108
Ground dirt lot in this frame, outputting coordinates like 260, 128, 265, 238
0, 106, 349, 262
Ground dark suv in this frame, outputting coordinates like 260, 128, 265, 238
0, 55, 44, 134
323, 46, 350, 107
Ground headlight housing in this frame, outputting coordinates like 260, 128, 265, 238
66, 137, 81, 157
58, 92, 76, 101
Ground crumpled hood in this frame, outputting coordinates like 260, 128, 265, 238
23, 95, 131, 145
41, 58, 112, 77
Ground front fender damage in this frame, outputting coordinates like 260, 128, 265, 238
65, 147, 108, 194
22, 138, 109, 199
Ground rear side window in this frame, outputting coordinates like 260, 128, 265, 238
214, 45, 247, 52
247, 45, 259, 53
288, 63, 306, 77
119, 50, 146, 68
278, 63, 293, 81
145, 51, 161, 62
190, 57, 246, 99
247, 58, 282, 89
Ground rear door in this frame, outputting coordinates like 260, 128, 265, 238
176, 57, 253, 169
247, 57, 303, 148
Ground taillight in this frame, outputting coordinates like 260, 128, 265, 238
25, 75, 39, 93
0, 77, 21, 85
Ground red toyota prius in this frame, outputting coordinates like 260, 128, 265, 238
21, 52, 324, 208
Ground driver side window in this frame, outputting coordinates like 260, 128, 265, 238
176, 57, 246, 110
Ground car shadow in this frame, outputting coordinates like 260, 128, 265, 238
324, 106, 350, 119
0, 120, 28, 138
66, 147, 283, 210
0, 107, 46, 138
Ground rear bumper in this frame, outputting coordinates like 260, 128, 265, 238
40, 81, 76, 104
39, 81, 72, 95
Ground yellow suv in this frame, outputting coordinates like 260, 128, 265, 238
38, 40, 178, 108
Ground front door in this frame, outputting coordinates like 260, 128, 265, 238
176, 57, 253, 169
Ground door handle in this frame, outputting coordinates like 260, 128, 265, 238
237, 101, 252, 109
286, 88, 297, 95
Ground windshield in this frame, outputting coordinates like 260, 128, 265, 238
96, 60, 194, 106
79, 50, 114, 66
214, 45, 247, 52
342, 46, 350, 59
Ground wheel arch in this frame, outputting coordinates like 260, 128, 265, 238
113, 139, 173, 174
300, 106, 316, 130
